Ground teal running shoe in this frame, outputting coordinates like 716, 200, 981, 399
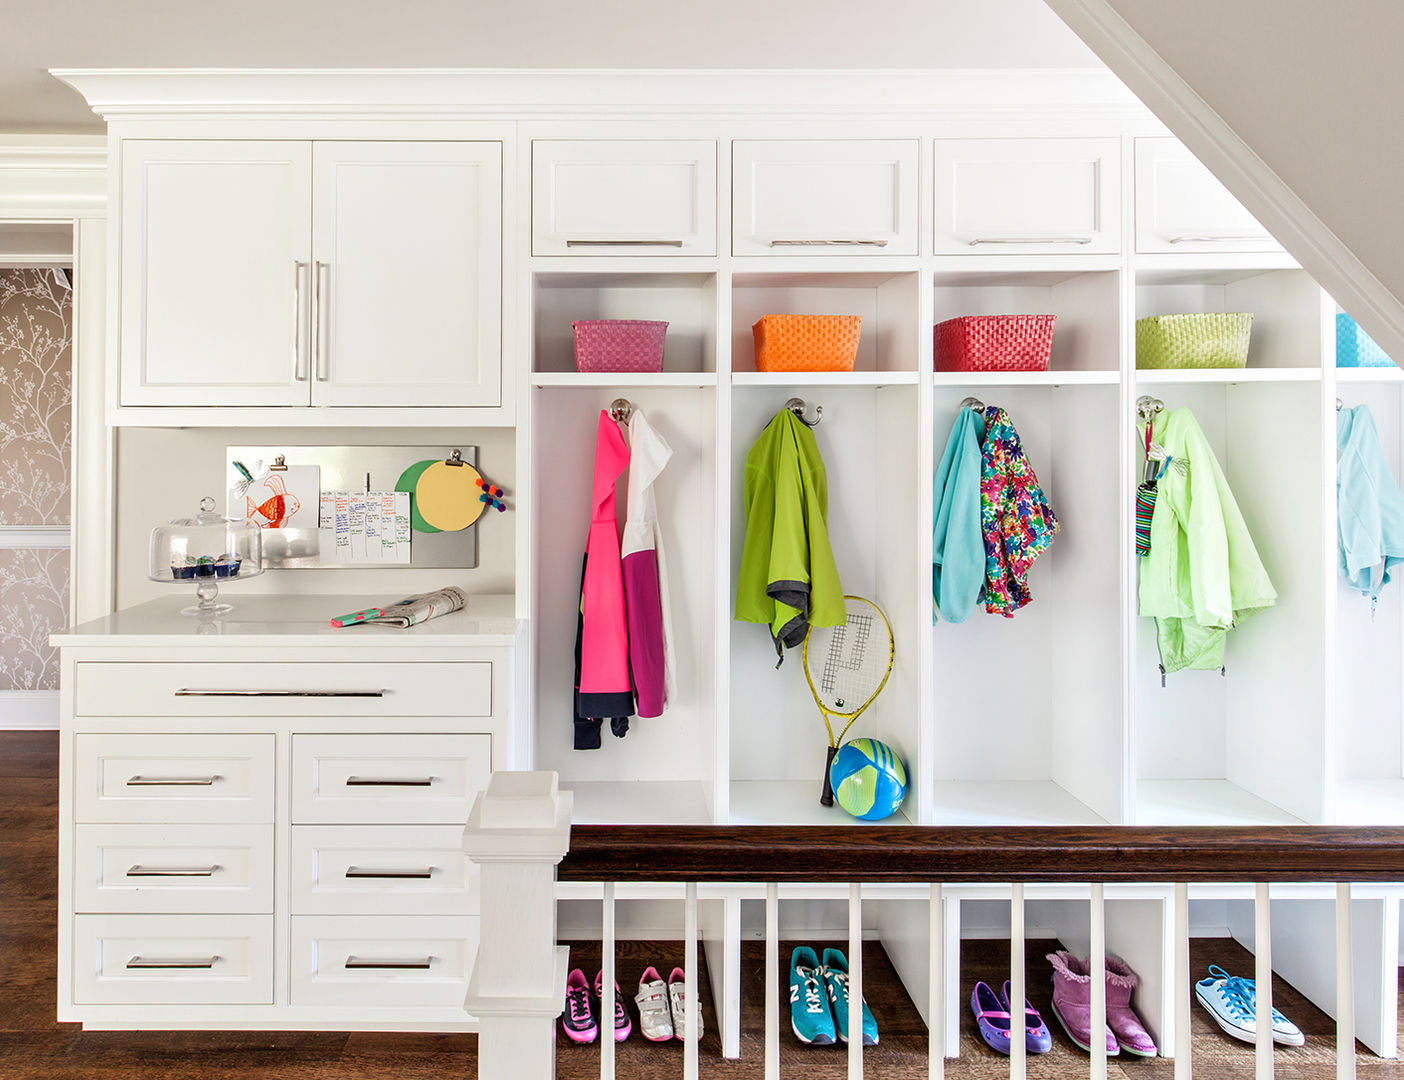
789, 947, 836, 1044
821, 948, 879, 1046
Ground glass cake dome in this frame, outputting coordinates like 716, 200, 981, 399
149, 496, 263, 616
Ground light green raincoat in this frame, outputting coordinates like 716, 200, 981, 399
1138, 407, 1277, 674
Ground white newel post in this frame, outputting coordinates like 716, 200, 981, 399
463, 772, 574, 1080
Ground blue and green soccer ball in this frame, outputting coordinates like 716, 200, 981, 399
829, 738, 907, 821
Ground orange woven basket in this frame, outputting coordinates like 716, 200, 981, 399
752, 314, 862, 373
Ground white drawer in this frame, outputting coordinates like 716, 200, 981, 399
732, 139, 918, 256
73, 913, 273, 1005
1135, 137, 1280, 253
73, 661, 491, 718
291, 825, 477, 916
75, 823, 273, 914
290, 914, 478, 1009
933, 137, 1121, 254
291, 733, 491, 824
75, 733, 274, 824
533, 140, 717, 256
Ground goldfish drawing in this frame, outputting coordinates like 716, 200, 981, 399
247, 473, 301, 529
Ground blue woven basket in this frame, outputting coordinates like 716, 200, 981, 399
1337, 312, 1397, 368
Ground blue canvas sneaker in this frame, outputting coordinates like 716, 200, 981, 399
1195, 965, 1304, 1046
789, 946, 836, 1044
821, 948, 879, 1046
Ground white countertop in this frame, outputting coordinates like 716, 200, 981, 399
52, 593, 522, 648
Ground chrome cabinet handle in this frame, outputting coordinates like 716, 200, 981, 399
1168, 234, 1273, 244
314, 260, 330, 382
768, 239, 889, 248
126, 775, 220, 787
127, 865, 220, 877
345, 866, 436, 880
345, 956, 434, 970
127, 956, 219, 970
174, 689, 386, 698
967, 236, 1093, 246
565, 239, 684, 247
345, 776, 436, 787
293, 260, 310, 381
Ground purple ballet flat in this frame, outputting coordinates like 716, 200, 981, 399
1001, 980, 1053, 1054
970, 980, 1014, 1054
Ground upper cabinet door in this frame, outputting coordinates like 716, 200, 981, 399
310, 142, 502, 408
933, 138, 1121, 254
732, 140, 919, 256
1135, 138, 1281, 254
120, 141, 313, 407
532, 140, 717, 256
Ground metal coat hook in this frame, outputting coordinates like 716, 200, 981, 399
1337, 397, 1345, 412
608, 398, 634, 423
958, 396, 986, 413
1136, 395, 1165, 423
784, 397, 822, 427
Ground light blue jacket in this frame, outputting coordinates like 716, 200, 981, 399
1337, 404, 1404, 606
932, 408, 985, 623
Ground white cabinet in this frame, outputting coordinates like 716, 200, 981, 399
932, 137, 1121, 254
532, 140, 716, 255
118, 140, 502, 411
119, 140, 311, 408
1135, 137, 1280, 253
732, 140, 919, 255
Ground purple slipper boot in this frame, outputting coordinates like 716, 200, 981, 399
970, 980, 1013, 1054
1047, 951, 1119, 1055
1001, 980, 1053, 1053
1106, 956, 1157, 1056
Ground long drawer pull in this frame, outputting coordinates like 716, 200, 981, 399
344, 776, 436, 787
345, 866, 437, 880
768, 238, 889, 247
127, 956, 219, 970
967, 236, 1093, 246
1168, 234, 1274, 244
127, 775, 220, 787
174, 689, 387, 698
345, 956, 434, 970
565, 239, 684, 247
127, 865, 220, 878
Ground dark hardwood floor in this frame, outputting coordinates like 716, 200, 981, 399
3, 730, 1402, 1078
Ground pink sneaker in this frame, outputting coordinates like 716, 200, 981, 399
562, 968, 598, 1043
593, 970, 633, 1042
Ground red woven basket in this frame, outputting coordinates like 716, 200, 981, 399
572, 319, 669, 373
934, 314, 1056, 372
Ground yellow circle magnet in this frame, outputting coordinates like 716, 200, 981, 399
415, 456, 485, 532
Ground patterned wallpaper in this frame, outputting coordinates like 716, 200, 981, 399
0, 268, 72, 694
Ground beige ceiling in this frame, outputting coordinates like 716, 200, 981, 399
1, 0, 1101, 132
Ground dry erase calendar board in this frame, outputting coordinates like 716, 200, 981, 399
225, 445, 480, 570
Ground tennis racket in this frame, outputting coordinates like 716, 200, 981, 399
802, 595, 895, 807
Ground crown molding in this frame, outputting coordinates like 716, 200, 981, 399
51, 67, 1150, 123
0, 136, 107, 218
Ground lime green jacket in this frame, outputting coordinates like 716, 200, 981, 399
735, 410, 845, 658
1138, 408, 1277, 673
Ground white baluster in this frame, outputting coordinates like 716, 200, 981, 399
930, 883, 944, 1080
849, 881, 864, 1080
686, 880, 699, 1080
1175, 882, 1192, 1080
1255, 882, 1274, 1080
1090, 882, 1107, 1080
602, 881, 615, 1080
766, 881, 779, 1080
1337, 882, 1356, 1080
1011, 883, 1026, 1080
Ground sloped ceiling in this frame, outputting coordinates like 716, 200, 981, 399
1, 0, 1100, 133
1044, 0, 1404, 363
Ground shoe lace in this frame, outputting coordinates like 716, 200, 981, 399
567, 987, 591, 1023
800, 967, 826, 1015
1209, 966, 1287, 1025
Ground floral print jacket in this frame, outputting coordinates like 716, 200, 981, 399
980, 407, 1059, 617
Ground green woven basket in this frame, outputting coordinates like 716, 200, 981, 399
1136, 313, 1254, 369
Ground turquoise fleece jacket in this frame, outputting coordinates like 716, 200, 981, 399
1338, 403, 1404, 606
932, 408, 986, 623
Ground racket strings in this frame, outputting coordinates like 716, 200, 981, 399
813, 610, 885, 713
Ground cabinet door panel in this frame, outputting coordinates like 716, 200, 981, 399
120, 140, 312, 406
532, 140, 716, 255
311, 142, 502, 408
733, 140, 918, 255
1135, 138, 1280, 253
933, 138, 1121, 254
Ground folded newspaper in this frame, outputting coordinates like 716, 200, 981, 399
357, 586, 468, 628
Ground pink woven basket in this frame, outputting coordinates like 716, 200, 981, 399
934, 315, 1056, 372
572, 319, 669, 373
